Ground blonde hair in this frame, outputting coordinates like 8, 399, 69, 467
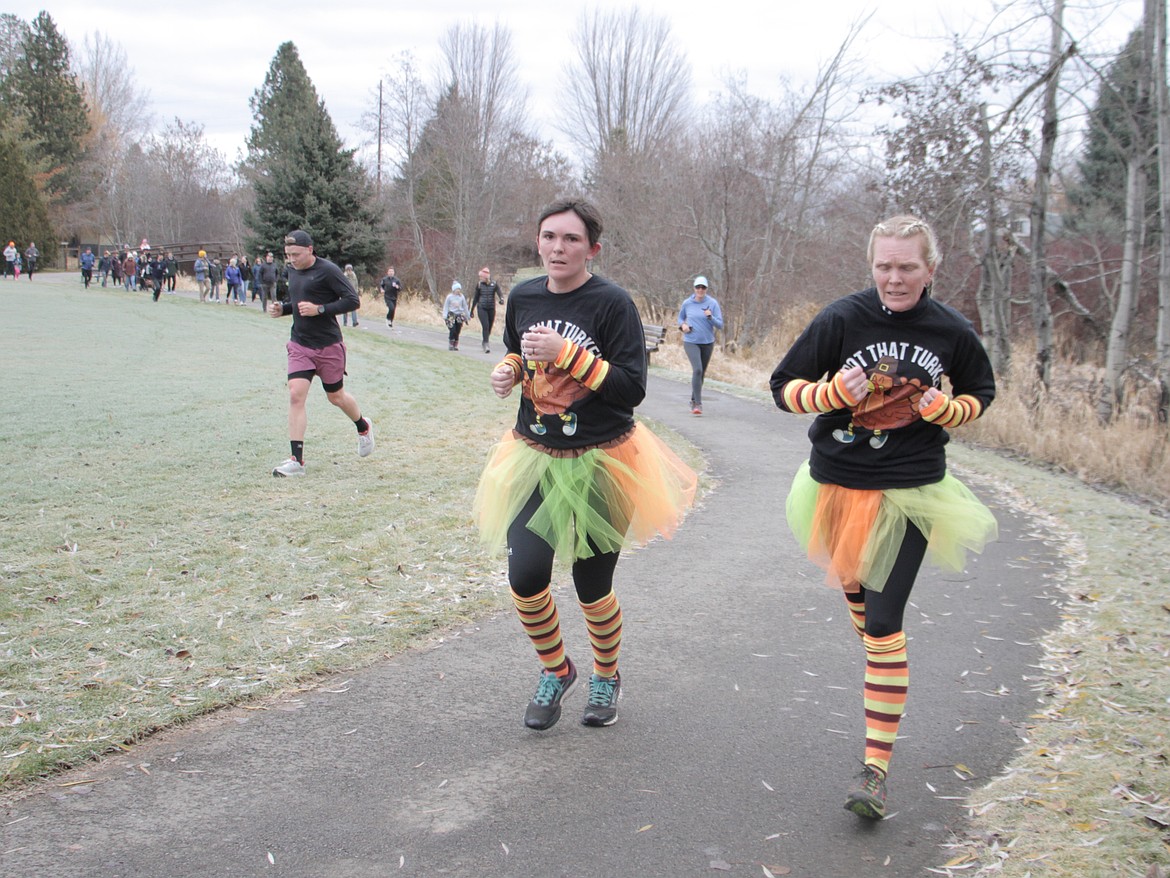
867, 215, 940, 269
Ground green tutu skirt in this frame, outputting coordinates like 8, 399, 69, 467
786, 461, 998, 593
474, 424, 697, 561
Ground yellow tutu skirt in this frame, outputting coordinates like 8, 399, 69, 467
474, 424, 697, 561
786, 461, 998, 593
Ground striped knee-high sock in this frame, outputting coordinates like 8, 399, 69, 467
845, 595, 867, 640
511, 587, 569, 676
862, 630, 909, 776
579, 592, 622, 677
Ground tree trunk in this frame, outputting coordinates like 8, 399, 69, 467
1154, 0, 1170, 423
1100, 8, 1156, 422
1028, 0, 1063, 390
1100, 155, 1149, 421
975, 103, 1012, 376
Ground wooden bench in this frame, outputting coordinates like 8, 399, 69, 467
643, 323, 667, 355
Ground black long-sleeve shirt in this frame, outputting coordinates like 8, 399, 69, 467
282, 256, 359, 349
771, 288, 995, 489
503, 274, 647, 450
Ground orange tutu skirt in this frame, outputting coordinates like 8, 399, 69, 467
474, 423, 697, 561
786, 461, 998, 593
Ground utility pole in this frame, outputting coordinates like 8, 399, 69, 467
377, 79, 384, 200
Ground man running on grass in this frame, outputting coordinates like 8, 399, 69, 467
267, 229, 374, 477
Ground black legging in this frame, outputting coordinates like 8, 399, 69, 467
477, 307, 496, 346
845, 522, 928, 637
507, 487, 621, 605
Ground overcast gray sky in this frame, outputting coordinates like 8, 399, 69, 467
9, 0, 1143, 163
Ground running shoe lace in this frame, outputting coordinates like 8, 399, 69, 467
587, 675, 618, 706
859, 767, 884, 795
532, 672, 565, 707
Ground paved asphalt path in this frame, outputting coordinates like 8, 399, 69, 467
2, 300, 1064, 877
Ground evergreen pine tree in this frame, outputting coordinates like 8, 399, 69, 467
1068, 27, 1159, 232
243, 42, 382, 270
4, 12, 89, 201
0, 135, 56, 256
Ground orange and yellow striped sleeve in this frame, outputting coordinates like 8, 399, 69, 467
554, 340, 610, 392
919, 392, 983, 427
779, 371, 860, 414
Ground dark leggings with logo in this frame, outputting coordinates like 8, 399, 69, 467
506, 487, 621, 604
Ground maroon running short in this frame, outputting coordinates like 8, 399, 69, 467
286, 340, 347, 385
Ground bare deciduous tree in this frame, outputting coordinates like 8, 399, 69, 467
75, 31, 147, 143
561, 7, 691, 163
103, 120, 234, 250
364, 38, 565, 298
363, 53, 436, 294
1026, 0, 1068, 390
431, 21, 530, 286
555, 9, 694, 315
685, 23, 866, 348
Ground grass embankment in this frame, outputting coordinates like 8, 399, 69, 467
1, 280, 514, 787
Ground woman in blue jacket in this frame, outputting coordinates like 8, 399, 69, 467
677, 275, 724, 415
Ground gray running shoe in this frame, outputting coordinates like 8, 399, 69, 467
845, 764, 888, 819
524, 657, 577, 730
582, 671, 621, 726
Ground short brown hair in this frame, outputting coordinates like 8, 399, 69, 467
538, 199, 603, 247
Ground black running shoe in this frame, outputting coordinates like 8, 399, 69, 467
582, 671, 621, 727
523, 657, 577, 730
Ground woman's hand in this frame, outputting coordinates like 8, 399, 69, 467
838, 365, 869, 402
521, 325, 564, 363
918, 386, 941, 411
490, 364, 517, 398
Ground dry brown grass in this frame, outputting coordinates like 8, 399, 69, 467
354, 289, 447, 328
961, 351, 1170, 508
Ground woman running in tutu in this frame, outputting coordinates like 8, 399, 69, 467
771, 214, 998, 819
475, 199, 696, 731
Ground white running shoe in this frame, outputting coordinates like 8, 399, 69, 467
357, 418, 375, 457
272, 458, 305, 477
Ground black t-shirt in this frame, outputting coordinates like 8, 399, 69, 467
286, 257, 359, 349
771, 288, 996, 489
503, 274, 647, 449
